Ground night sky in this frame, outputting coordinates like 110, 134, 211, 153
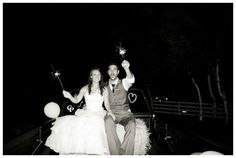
3, 3, 233, 140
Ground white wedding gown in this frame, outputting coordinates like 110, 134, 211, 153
45, 91, 109, 155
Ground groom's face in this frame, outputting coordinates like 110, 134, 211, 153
108, 65, 119, 80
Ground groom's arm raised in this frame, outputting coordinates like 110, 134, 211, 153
122, 60, 135, 91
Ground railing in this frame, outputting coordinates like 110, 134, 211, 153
4, 119, 54, 155
152, 100, 233, 120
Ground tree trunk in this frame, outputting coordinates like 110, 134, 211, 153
189, 72, 203, 121
216, 62, 228, 124
207, 74, 217, 118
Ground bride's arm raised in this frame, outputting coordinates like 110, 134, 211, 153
63, 86, 87, 104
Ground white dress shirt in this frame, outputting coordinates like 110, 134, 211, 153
109, 75, 135, 91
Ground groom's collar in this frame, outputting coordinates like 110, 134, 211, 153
109, 78, 119, 85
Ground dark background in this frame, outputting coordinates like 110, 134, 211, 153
3, 3, 233, 142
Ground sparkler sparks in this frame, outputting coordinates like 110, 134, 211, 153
50, 64, 64, 90
117, 43, 127, 60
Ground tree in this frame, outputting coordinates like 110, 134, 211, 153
215, 61, 228, 124
188, 72, 203, 121
207, 71, 217, 118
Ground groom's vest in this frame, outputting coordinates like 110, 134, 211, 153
107, 80, 129, 112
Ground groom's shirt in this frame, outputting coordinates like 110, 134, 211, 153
109, 76, 135, 92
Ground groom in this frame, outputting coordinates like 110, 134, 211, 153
105, 60, 136, 155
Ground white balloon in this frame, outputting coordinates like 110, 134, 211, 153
201, 150, 223, 155
44, 102, 60, 118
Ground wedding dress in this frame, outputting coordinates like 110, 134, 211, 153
45, 91, 109, 155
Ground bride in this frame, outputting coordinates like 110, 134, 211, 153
45, 68, 116, 155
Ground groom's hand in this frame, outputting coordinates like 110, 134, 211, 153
107, 112, 116, 121
121, 60, 130, 70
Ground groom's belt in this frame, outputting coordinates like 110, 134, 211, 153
110, 104, 129, 111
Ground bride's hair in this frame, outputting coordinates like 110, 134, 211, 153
88, 67, 105, 95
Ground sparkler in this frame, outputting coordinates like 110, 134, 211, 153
50, 64, 64, 90
117, 42, 126, 60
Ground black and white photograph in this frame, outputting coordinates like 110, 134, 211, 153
2, 1, 234, 156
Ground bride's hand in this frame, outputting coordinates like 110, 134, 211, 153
63, 90, 71, 99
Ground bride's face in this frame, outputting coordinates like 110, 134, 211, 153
91, 70, 101, 83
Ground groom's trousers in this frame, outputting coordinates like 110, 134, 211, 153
104, 110, 136, 155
